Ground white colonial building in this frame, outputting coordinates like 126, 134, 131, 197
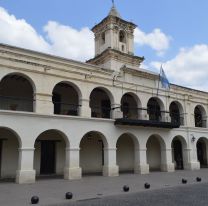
0, 5, 207, 184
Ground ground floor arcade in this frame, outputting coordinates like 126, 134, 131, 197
0, 125, 207, 184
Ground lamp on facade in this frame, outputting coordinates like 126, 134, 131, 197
191, 134, 196, 142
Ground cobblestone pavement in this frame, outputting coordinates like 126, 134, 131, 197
1, 169, 208, 206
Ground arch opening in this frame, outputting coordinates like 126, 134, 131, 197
169, 101, 184, 126
171, 136, 188, 170
34, 130, 68, 177
116, 133, 138, 173
197, 138, 208, 168
194, 106, 206, 128
121, 93, 140, 120
90, 88, 112, 119
80, 131, 107, 175
0, 128, 20, 182
119, 30, 126, 43
146, 135, 164, 171
147, 98, 164, 121
0, 74, 34, 112
52, 82, 80, 116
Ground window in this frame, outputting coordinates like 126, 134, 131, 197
101, 32, 105, 44
119, 30, 125, 43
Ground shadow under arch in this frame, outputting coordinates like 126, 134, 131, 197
0, 127, 22, 181
0, 72, 36, 94
34, 129, 69, 178
197, 137, 208, 168
121, 92, 142, 119
116, 132, 139, 173
89, 87, 114, 119
194, 105, 207, 128
171, 135, 188, 170
146, 134, 166, 172
169, 101, 184, 126
0, 72, 35, 112
147, 97, 165, 121
52, 81, 82, 116
79, 131, 108, 175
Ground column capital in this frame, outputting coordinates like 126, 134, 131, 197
66, 147, 80, 152
138, 148, 147, 152
18, 147, 35, 151
79, 98, 90, 102
104, 147, 117, 151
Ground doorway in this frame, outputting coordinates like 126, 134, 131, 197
172, 139, 183, 170
197, 139, 207, 168
40, 141, 56, 175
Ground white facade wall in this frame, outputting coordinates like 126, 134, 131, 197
0, 44, 208, 184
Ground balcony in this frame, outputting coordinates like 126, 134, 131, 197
113, 107, 181, 129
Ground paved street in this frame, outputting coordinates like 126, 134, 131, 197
55, 183, 208, 206
1, 169, 208, 206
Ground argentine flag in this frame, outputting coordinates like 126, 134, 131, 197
160, 66, 170, 89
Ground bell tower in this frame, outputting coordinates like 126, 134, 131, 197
87, 3, 144, 71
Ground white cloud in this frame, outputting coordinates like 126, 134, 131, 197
0, 7, 94, 61
0, 7, 49, 52
151, 44, 208, 91
44, 21, 94, 61
135, 27, 171, 56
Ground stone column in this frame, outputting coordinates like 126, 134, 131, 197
161, 148, 175, 172
111, 103, 122, 119
183, 148, 200, 170
141, 109, 148, 120
103, 148, 119, 176
134, 148, 149, 174
16, 148, 36, 184
64, 147, 82, 180
184, 97, 195, 127
79, 98, 91, 117
34, 93, 53, 114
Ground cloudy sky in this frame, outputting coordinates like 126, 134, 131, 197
0, 0, 208, 91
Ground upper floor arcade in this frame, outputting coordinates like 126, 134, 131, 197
0, 55, 207, 130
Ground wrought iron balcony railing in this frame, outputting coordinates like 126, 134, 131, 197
195, 119, 207, 128
91, 106, 111, 119
53, 102, 80, 116
0, 95, 33, 112
113, 107, 181, 128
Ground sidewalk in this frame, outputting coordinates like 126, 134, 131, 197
1, 169, 208, 206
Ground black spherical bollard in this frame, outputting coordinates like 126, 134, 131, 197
31, 196, 39, 204
144, 183, 150, 189
123, 185, 129, 192
182, 178, 187, 184
196, 177, 202, 182
65, 192, 73, 200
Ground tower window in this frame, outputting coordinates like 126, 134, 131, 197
101, 32, 105, 44
119, 30, 126, 43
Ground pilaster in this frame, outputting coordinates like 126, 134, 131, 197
16, 148, 36, 184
